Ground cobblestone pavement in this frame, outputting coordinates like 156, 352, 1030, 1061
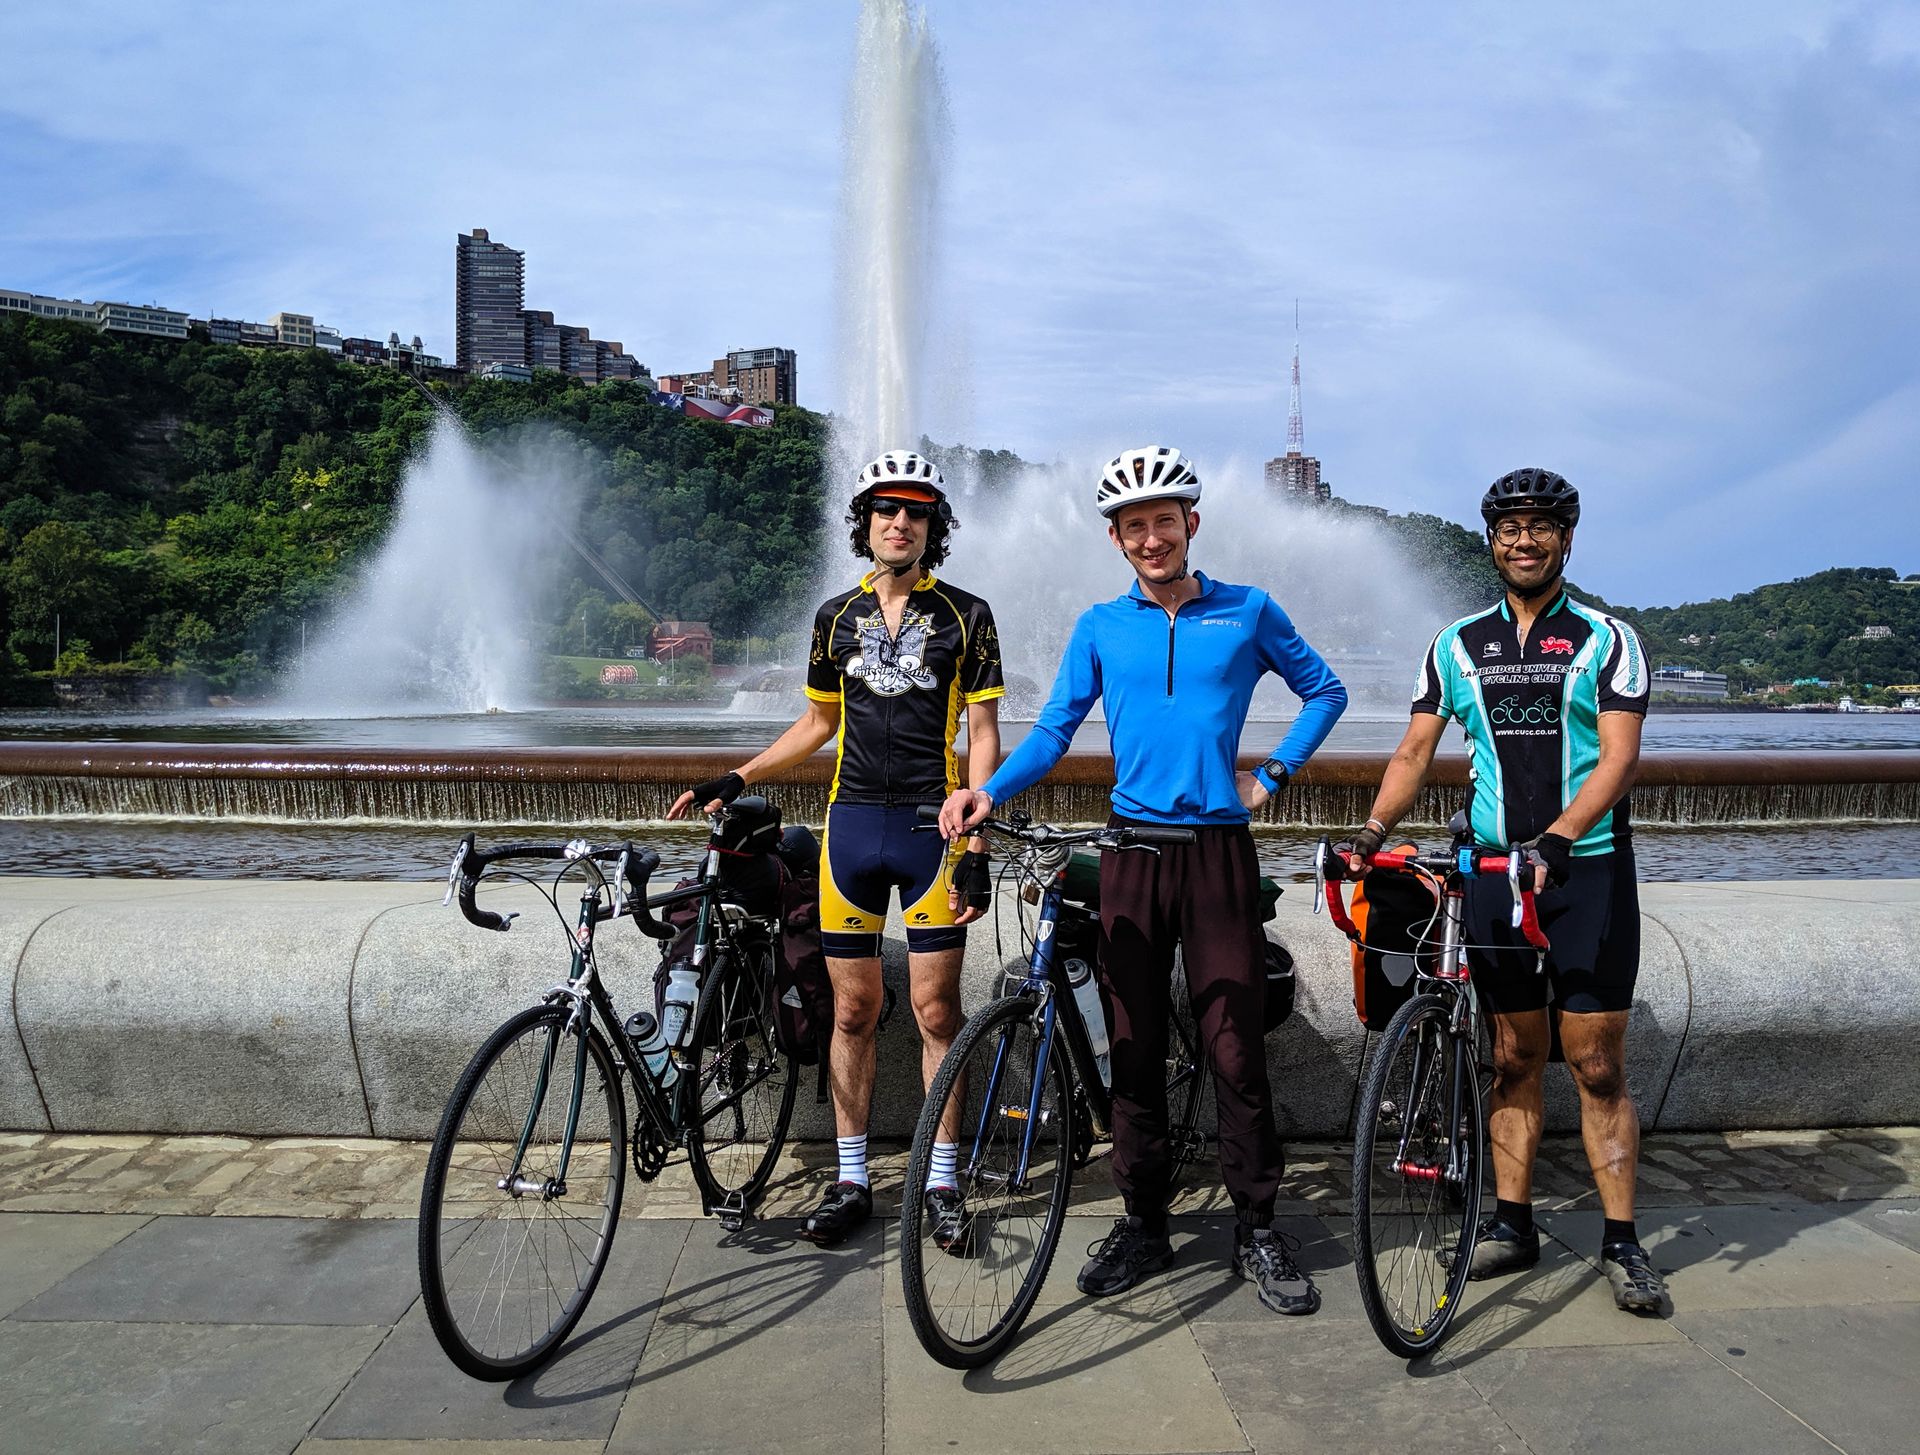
3, 1125, 1916, 1220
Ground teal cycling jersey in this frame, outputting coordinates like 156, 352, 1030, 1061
1412, 591, 1649, 855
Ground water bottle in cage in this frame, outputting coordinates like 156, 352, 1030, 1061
1064, 955, 1111, 1089
622, 1011, 679, 1088
660, 962, 702, 1048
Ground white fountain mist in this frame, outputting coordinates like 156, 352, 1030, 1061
281, 420, 579, 717
811, 0, 1447, 721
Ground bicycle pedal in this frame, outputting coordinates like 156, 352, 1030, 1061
706, 1190, 751, 1231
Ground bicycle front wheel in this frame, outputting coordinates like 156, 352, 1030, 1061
418, 1003, 627, 1380
687, 942, 798, 1213
900, 994, 1074, 1369
1351, 991, 1483, 1358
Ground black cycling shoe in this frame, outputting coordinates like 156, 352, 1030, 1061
1233, 1224, 1321, 1315
923, 1186, 977, 1257
1076, 1215, 1174, 1297
800, 1180, 872, 1246
1438, 1215, 1541, 1279
1601, 1241, 1668, 1313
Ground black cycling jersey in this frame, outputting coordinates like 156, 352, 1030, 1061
1412, 591, 1649, 853
806, 571, 1005, 806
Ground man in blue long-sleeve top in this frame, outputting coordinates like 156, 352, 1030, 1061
941, 445, 1347, 1316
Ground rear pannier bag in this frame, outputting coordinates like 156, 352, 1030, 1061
1349, 845, 1439, 1031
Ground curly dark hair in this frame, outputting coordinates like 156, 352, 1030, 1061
846, 492, 958, 570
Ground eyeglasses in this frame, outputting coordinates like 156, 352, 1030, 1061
870, 499, 934, 521
1491, 519, 1565, 545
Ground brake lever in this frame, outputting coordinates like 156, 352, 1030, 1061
1311, 837, 1328, 915
1507, 849, 1524, 929
443, 845, 463, 907
611, 849, 631, 917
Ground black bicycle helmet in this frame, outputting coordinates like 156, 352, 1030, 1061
1480, 468, 1580, 529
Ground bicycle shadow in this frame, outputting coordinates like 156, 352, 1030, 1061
1429, 1132, 1915, 1367
508, 1214, 878, 1407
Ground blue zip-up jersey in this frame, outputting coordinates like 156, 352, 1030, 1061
984, 572, 1348, 825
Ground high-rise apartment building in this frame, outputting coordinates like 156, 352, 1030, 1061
711, 346, 796, 406
455, 227, 527, 371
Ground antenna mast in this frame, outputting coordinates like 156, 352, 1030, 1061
1287, 299, 1304, 456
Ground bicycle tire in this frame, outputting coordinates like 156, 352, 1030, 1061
687, 941, 798, 1212
1351, 992, 1482, 1358
418, 1003, 627, 1380
900, 994, 1074, 1369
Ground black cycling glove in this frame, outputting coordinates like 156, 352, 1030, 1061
1524, 831, 1573, 890
689, 771, 746, 808
952, 848, 992, 910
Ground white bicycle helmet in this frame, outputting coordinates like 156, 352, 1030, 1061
1095, 445, 1202, 517
856, 449, 946, 501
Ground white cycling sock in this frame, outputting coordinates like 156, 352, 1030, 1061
928, 1140, 959, 1192
836, 1134, 870, 1188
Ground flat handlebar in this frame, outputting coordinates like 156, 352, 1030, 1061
913, 803, 1194, 850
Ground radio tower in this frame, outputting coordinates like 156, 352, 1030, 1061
1264, 299, 1328, 502
1287, 298, 1304, 456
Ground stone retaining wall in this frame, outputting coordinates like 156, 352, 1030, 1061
3, 877, 1915, 1139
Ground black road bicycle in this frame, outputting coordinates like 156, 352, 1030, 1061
1312, 827, 1548, 1358
417, 800, 798, 1381
897, 809, 1200, 1369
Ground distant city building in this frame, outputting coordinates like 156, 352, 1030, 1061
712, 346, 796, 406
523, 310, 565, 372
2, 288, 187, 340
270, 312, 315, 348
340, 336, 389, 366
479, 360, 533, 382
1860, 625, 1893, 640
1651, 667, 1729, 701
455, 227, 527, 372
313, 323, 343, 355
1265, 307, 1330, 503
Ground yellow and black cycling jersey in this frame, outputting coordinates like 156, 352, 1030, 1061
806, 570, 1005, 807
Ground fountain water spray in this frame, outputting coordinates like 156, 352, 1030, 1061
281, 419, 578, 716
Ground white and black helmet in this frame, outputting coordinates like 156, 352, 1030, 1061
1094, 445, 1202, 518
855, 449, 946, 500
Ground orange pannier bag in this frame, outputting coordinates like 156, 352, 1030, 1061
1348, 844, 1440, 1031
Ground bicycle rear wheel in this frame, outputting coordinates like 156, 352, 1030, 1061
900, 994, 1074, 1369
1351, 991, 1482, 1358
687, 942, 798, 1215
418, 1003, 626, 1380
1166, 956, 1209, 1182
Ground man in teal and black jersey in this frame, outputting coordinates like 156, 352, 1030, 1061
1346, 468, 1667, 1313
670, 450, 1002, 1250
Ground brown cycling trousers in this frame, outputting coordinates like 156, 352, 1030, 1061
1098, 819, 1281, 1227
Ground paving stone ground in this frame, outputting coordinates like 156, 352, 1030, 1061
1, 1128, 1917, 1453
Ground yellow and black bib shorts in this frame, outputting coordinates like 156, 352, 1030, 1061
819, 803, 966, 959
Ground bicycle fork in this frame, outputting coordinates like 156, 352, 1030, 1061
965, 994, 1061, 1195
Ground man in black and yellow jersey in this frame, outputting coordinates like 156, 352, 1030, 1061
670, 449, 1003, 1247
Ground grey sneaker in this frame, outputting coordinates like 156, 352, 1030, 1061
1439, 1216, 1541, 1279
1602, 1241, 1667, 1313
1233, 1225, 1321, 1315
1076, 1215, 1174, 1297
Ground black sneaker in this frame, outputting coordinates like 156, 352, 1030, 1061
1438, 1216, 1541, 1279
1076, 1215, 1174, 1297
924, 1186, 977, 1257
1233, 1225, 1321, 1315
800, 1180, 872, 1246
1601, 1241, 1667, 1313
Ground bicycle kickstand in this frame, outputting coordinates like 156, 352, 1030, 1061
707, 1189, 751, 1233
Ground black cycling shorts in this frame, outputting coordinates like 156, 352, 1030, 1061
1464, 847, 1639, 1015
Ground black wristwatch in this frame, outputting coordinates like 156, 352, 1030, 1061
1255, 758, 1291, 793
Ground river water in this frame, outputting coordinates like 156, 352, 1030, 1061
2, 707, 1916, 884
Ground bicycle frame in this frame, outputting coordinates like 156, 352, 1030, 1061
457, 817, 777, 1202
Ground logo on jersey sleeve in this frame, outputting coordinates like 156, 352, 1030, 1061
846, 608, 939, 696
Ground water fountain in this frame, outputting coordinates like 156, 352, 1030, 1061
279, 419, 578, 717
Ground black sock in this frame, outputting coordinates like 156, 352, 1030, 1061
1132, 1209, 1169, 1238
1602, 1218, 1638, 1249
1495, 1198, 1534, 1236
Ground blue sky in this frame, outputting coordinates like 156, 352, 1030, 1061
2, 1, 1915, 606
